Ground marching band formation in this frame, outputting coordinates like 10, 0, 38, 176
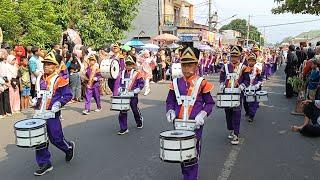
12, 42, 276, 179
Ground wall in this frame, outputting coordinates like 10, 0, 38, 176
122, 0, 159, 43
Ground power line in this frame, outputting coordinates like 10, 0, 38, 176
258, 19, 320, 28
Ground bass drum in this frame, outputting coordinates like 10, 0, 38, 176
100, 59, 120, 79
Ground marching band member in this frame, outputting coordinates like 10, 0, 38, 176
82, 55, 102, 115
33, 51, 74, 176
252, 45, 265, 78
108, 42, 125, 96
220, 45, 245, 145
166, 46, 214, 180
117, 56, 145, 135
240, 53, 263, 122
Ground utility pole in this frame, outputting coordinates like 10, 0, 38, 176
157, 0, 161, 35
208, 0, 212, 31
246, 15, 251, 47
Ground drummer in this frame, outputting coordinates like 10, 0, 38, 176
33, 51, 74, 176
117, 56, 145, 135
219, 45, 246, 145
108, 42, 125, 96
165, 46, 214, 180
82, 55, 102, 115
240, 53, 263, 122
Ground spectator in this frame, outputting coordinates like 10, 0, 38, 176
29, 46, 43, 98
18, 57, 31, 111
306, 57, 320, 101
292, 99, 320, 137
26, 46, 33, 59
14, 45, 26, 65
0, 49, 12, 118
7, 55, 20, 114
68, 54, 82, 102
284, 45, 298, 98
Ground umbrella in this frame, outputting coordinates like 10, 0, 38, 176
142, 43, 159, 51
197, 44, 212, 51
153, 33, 179, 42
167, 43, 180, 49
121, 45, 132, 52
63, 28, 82, 45
125, 39, 144, 46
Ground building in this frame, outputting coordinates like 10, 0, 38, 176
123, 0, 159, 43
123, 0, 216, 45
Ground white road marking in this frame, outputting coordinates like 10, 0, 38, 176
217, 138, 244, 180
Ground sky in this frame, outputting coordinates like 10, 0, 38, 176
190, 0, 320, 44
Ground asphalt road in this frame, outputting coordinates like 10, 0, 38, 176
0, 66, 319, 180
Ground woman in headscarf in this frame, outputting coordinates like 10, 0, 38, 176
7, 55, 20, 113
14, 46, 26, 65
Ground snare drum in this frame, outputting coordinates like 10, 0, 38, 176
174, 119, 197, 131
110, 96, 131, 111
160, 130, 197, 163
100, 59, 120, 79
171, 63, 183, 79
14, 119, 48, 148
216, 92, 241, 108
256, 91, 268, 102
245, 91, 256, 102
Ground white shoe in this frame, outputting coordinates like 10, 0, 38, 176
94, 108, 102, 112
228, 131, 235, 139
82, 110, 90, 115
144, 89, 150, 96
231, 135, 239, 145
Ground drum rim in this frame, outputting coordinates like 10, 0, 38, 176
160, 146, 196, 151
159, 130, 195, 139
160, 157, 197, 164
14, 118, 46, 129
111, 96, 132, 99
217, 92, 241, 95
16, 141, 48, 148
15, 133, 47, 138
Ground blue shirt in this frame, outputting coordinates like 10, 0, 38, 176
308, 68, 320, 90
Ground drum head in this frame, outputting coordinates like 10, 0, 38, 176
245, 91, 254, 96
160, 130, 194, 138
100, 59, 111, 67
256, 91, 267, 95
15, 119, 46, 129
110, 60, 120, 79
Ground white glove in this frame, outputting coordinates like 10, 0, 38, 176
255, 83, 261, 90
219, 84, 225, 91
93, 77, 98, 81
166, 109, 176, 123
195, 110, 207, 126
30, 97, 38, 107
239, 84, 246, 91
133, 88, 141, 94
51, 101, 62, 113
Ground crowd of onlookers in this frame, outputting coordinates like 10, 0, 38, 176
286, 42, 320, 137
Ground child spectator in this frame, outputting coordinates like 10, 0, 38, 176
18, 57, 31, 110
307, 57, 320, 100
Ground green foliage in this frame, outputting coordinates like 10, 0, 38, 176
0, 0, 141, 48
220, 19, 264, 45
288, 76, 304, 92
272, 0, 320, 15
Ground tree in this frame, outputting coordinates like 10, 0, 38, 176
272, 0, 320, 15
220, 19, 264, 45
50, 0, 141, 48
0, 0, 141, 48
